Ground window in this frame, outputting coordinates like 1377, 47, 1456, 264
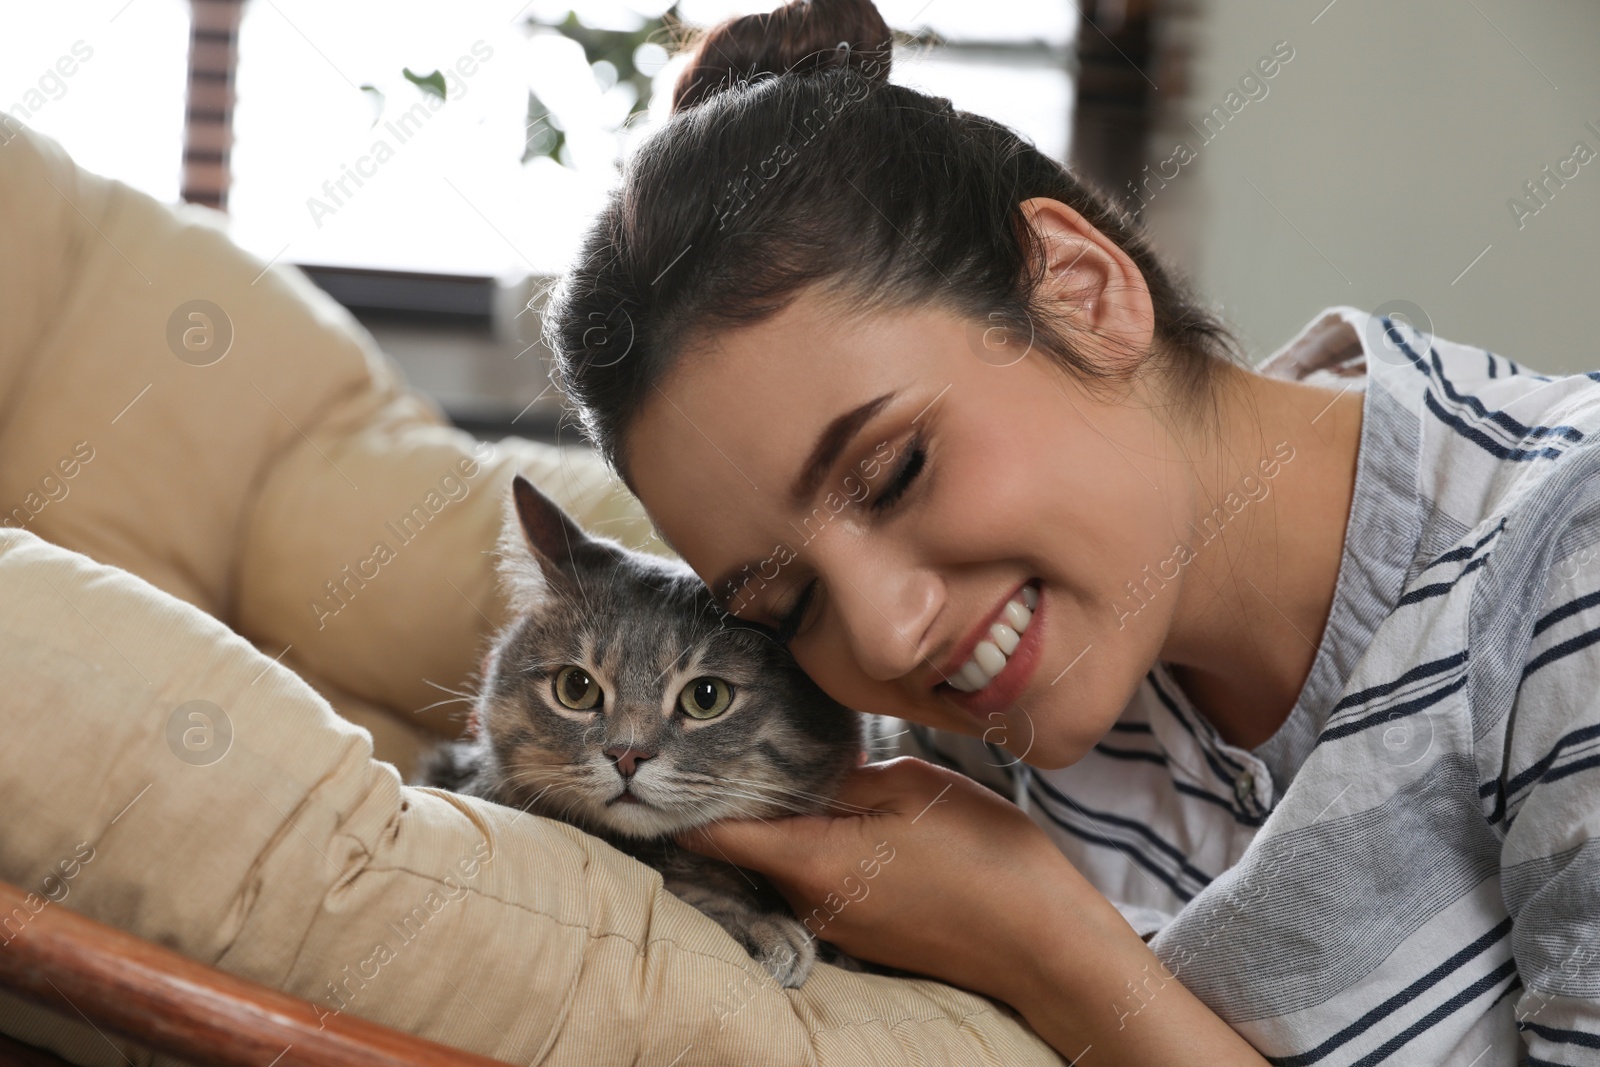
3, 1, 1080, 438
0, 1, 190, 204
223, 0, 1077, 277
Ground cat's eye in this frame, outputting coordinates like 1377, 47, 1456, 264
553, 666, 602, 711
678, 677, 733, 720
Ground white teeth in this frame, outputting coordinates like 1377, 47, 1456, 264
955, 662, 989, 691
946, 665, 979, 692
945, 585, 1038, 694
989, 622, 1020, 655
973, 640, 1007, 676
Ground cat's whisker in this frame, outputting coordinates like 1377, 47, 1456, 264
513, 779, 579, 818
414, 694, 474, 716
515, 785, 558, 816
557, 788, 605, 826
674, 772, 886, 817
503, 760, 572, 780
510, 771, 588, 819
517, 661, 566, 675
684, 781, 797, 808
504, 766, 586, 807
690, 786, 813, 819
423, 678, 477, 700
716, 777, 886, 816
511, 770, 584, 792
731, 786, 882, 819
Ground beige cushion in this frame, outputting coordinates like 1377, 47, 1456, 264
0, 124, 659, 758
0, 527, 1059, 1066
0, 125, 1063, 1064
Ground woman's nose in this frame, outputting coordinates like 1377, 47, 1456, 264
823, 541, 939, 682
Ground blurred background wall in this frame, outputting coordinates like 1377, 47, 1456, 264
1140, 0, 1600, 373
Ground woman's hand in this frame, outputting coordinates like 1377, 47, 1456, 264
677, 756, 1269, 1066
679, 756, 1101, 994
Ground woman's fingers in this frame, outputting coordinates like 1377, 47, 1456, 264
670, 754, 1113, 1000
826, 755, 957, 811
672, 757, 984, 917
674, 814, 818, 867
675, 757, 947, 860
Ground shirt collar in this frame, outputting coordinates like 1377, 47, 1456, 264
1168, 307, 1426, 801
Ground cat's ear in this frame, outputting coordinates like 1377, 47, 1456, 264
510, 473, 597, 570
496, 474, 595, 612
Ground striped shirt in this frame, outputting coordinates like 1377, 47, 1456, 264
902, 305, 1600, 1065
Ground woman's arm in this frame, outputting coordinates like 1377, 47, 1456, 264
997, 855, 1268, 1064
679, 757, 1269, 1065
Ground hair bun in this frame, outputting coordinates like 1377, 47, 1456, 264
671, 0, 894, 113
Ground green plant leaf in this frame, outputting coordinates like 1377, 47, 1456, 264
522, 89, 566, 164
402, 67, 447, 99
359, 83, 386, 127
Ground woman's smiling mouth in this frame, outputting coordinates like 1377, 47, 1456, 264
937, 581, 1046, 718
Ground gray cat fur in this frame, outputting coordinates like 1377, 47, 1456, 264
416, 474, 873, 987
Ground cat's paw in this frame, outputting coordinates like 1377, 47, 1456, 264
815, 939, 865, 972
733, 913, 817, 988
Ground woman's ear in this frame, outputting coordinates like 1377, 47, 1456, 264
1017, 196, 1155, 374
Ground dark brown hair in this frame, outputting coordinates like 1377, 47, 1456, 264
547, 0, 1245, 480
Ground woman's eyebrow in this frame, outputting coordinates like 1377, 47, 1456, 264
788, 392, 896, 504
708, 392, 898, 612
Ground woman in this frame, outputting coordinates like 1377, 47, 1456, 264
545, 1, 1600, 1062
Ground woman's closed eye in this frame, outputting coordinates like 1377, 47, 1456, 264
871, 434, 926, 513
773, 433, 928, 645
774, 579, 818, 646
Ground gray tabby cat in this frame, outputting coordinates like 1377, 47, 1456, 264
417, 474, 866, 987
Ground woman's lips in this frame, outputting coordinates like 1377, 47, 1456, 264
937, 581, 1046, 721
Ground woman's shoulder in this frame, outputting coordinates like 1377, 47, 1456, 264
1258, 305, 1600, 432
1391, 317, 1600, 614
1258, 305, 1600, 586
1259, 307, 1600, 732
1387, 329, 1600, 788
1314, 305, 1600, 580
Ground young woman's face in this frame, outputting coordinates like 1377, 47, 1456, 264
624, 199, 1203, 767
627, 281, 1201, 769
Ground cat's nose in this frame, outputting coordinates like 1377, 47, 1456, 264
604, 746, 656, 777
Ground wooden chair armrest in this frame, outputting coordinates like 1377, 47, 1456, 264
0, 881, 513, 1067
0, 1029, 79, 1067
